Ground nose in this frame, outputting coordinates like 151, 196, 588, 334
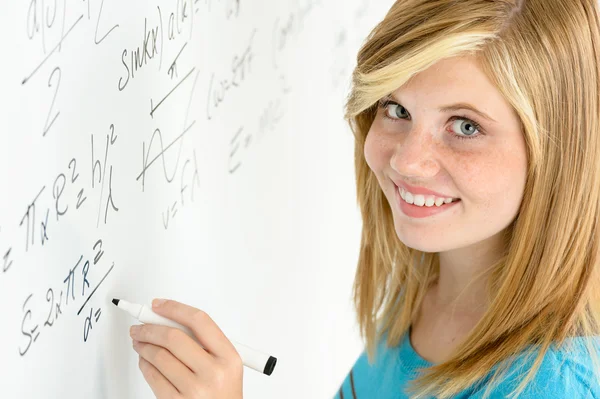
390, 127, 440, 179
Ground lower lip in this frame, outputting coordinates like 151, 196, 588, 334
395, 185, 460, 218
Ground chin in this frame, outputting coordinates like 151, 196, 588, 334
393, 220, 446, 253
398, 238, 441, 253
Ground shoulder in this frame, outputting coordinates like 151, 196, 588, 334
468, 337, 600, 399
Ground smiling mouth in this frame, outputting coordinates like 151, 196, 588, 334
395, 184, 461, 207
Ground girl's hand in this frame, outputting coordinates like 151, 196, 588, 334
129, 298, 243, 399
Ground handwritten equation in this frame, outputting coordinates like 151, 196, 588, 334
19, 239, 112, 356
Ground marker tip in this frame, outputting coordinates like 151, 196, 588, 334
112, 298, 120, 306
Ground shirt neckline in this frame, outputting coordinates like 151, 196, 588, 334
399, 326, 435, 371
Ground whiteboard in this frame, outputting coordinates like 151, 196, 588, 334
0, 1, 392, 397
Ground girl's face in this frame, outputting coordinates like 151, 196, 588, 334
364, 55, 528, 254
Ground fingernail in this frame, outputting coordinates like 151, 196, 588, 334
152, 298, 167, 308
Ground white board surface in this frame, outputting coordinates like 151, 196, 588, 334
0, 1, 393, 397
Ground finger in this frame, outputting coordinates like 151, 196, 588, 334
131, 323, 210, 373
151, 298, 237, 360
137, 355, 181, 399
133, 339, 196, 395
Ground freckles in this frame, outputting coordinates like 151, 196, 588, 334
363, 130, 389, 171
455, 150, 503, 202
460, 147, 522, 208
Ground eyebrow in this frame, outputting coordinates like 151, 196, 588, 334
385, 94, 497, 123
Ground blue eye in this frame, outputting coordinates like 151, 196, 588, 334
383, 101, 409, 119
377, 99, 484, 140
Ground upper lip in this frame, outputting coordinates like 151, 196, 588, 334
393, 179, 458, 199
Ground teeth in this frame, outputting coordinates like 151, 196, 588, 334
399, 187, 456, 207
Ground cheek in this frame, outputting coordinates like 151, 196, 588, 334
459, 149, 527, 211
363, 128, 390, 174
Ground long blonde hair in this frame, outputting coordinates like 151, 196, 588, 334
345, 1, 600, 398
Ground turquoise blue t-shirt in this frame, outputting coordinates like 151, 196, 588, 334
334, 329, 600, 398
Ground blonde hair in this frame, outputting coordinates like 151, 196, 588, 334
345, 0, 600, 398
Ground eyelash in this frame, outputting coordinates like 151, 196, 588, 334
376, 99, 485, 141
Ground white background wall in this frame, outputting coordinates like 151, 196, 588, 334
0, 1, 393, 397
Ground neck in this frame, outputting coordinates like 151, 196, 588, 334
434, 230, 506, 313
